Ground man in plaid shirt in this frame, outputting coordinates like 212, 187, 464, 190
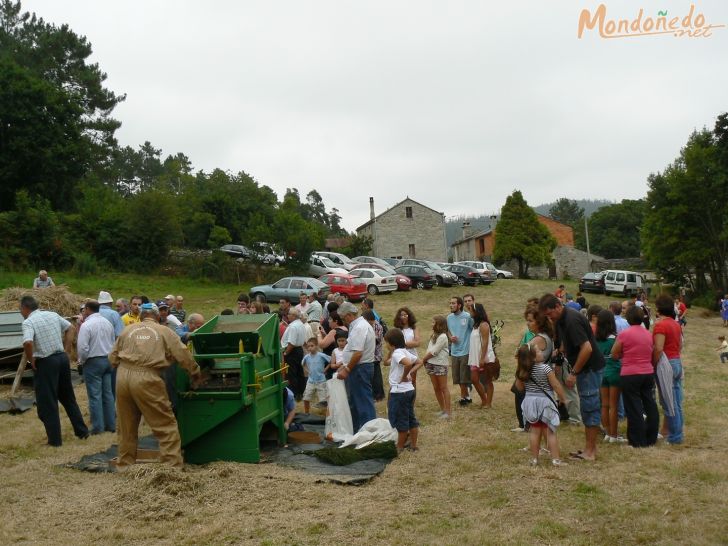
21, 296, 89, 446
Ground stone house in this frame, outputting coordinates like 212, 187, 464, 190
450, 214, 600, 279
356, 197, 447, 261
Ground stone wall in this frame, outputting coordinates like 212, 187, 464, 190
361, 198, 447, 261
501, 246, 604, 279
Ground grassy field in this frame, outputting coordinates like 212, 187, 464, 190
1, 274, 727, 545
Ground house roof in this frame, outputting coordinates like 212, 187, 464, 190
356, 196, 445, 232
450, 228, 493, 247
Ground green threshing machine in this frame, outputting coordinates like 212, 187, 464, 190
176, 313, 287, 463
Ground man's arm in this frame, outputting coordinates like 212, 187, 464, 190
76, 324, 89, 364
336, 350, 362, 379
565, 340, 592, 388
22, 340, 35, 370
166, 331, 201, 377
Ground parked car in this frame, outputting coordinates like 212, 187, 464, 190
443, 263, 482, 286
350, 262, 397, 275
603, 270, 645, 296
394, 265, 436, 290
579, 272, 605, 294
381, 257, 400, 267
251, 241, 286, 265
312, 251, 357, 271
351, 256, 392, 269
318, 274, 368, 302
456, 261, 495, 285
309, 255, 348, 277
348, 267, 398, 295
219, 244, 252, 259
494, 267, 514, 279
396, 259, 458, 286
394, 273, 412, 291
249, 277, 330, 303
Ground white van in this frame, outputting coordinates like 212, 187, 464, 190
603, 270, 645, 296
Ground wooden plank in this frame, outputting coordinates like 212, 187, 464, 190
10, 354, 27, 397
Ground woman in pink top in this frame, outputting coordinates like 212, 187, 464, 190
611, 305, 659, 447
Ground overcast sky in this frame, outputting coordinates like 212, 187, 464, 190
23, 0, 728, 230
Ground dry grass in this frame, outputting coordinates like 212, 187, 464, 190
0, 285, 86, 317
1, 279, 728, 545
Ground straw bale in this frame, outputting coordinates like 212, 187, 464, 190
0, 285, 86, 318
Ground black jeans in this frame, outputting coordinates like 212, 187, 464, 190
285, 346, 306, 400
34, 352, 89, 446
372, 361, 385, 401
621, 373, 659, 447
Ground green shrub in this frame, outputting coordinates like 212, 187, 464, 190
72, 252, 99, 277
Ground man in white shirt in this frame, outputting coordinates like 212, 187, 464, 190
306, 293, 323, 333
336, 301, 377, 432
282, 307, 308, 400
78, 300, 116, 434
295, 292, 310, 315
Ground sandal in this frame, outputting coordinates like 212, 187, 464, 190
552, 458, 568, 466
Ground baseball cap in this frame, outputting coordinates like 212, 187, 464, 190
156, 299, 169, 309
141, 302, 159, 313
98, 291, 113, 304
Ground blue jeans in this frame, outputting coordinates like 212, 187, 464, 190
576, 368, 603, 427
345, 362, 376, 433
83, 356, 116, 434
663, 358, 684, 444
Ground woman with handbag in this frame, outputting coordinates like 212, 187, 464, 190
468, 303, 496, 408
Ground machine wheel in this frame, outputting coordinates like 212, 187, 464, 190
368, 285, 379, 295
415, 281, 425, 290
435, 276, 442, 286
457, 277, 465, 286
497, 273, 505, 279
252, 292, 265, 301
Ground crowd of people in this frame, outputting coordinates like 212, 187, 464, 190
20, 272, 688, 468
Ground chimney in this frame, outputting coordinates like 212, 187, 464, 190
369, 197, 375, 221
462, 221, 471, 240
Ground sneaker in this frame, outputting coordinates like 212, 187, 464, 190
465, 397, 473, 405
529, 458, 538, 466
539, 447, 551, 455
604, 434, 612, 442
552, 458, 568, 467
510, 427, 525, 433
609, 435, 627, 444
438, 412, 450, 420
657, 433, 664, 440
458, 398, 469, 406
568, 418, 582, 425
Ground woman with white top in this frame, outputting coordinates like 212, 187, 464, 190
423, 315, 451, 418
468, 303, 495, 408
393, 307, 421, 389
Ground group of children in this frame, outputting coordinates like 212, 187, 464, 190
292, 323, 421, 453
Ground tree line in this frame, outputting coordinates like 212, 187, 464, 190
0, 1, 346, 273
492, 113, 728, 297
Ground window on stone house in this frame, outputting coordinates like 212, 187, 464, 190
408, 244, 416, 258
405, 206, 413, 218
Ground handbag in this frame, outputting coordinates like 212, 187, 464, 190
479, 328, 501, 381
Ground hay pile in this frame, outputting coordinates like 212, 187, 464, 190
0, 285, 86, 317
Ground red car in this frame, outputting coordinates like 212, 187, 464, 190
318, 274, 368, 302
395, 273, 412, 291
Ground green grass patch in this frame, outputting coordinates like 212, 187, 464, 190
531, 519, 570, 540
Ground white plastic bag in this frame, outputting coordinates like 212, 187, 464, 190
339, 418, 398, 449
325, 378, 353, 441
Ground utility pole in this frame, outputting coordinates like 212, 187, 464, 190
584, 215, 592, 271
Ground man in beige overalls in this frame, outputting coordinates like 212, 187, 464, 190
109, 303, 201, 469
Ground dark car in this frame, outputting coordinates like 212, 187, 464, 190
396, 259, 458, 286
220, 244, 251, 259
443, 263, 481, 286
579, 272, 605, 294
394, 265, 436, 290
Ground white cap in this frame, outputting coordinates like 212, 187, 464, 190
98, 291, 113, 304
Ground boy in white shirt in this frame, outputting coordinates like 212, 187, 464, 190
718, 336, 728, 363
330, 333, 347, 373
383, 327, 422, 453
